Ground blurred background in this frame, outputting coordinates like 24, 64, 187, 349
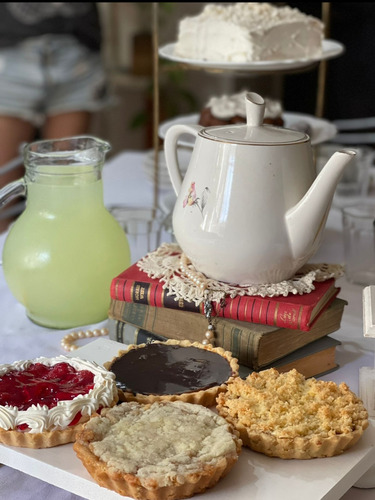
94, 2, 375, 156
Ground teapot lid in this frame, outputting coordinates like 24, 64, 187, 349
199, 92, 308, 145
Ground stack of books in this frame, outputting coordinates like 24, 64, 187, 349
108, 260, 346, 378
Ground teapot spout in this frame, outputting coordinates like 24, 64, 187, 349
286, 150, 356, 261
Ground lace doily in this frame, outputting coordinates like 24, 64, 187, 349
137, 243, 344, 307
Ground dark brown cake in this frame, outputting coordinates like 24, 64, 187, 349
199, 107, 284, 127
198, 91, 284, 128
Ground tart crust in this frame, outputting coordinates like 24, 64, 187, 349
74, 401, 242, 500
0, 421, 88, 449
104, 339, 239, 407
0, 356, 119, 448
216, 368, 369, 459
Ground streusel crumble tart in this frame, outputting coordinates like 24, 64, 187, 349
0, 355, 118, 448
216, 368, 369, 459
105, 339, 238, 407
74, 400, 242, 500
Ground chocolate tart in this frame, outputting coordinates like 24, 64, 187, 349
0, 355, 118, 448
74, 400, 242, 500
216, 368, 369, 459
105, 339, 239, 407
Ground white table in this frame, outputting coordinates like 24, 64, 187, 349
0, 150, 374, 499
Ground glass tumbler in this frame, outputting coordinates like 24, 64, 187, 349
342, 203, 375, 285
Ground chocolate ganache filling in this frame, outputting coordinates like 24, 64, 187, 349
110, 344, 233, 395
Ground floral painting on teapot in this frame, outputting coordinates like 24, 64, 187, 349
183, 182, 210, 218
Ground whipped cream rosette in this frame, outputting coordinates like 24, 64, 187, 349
204, 91, 283, 122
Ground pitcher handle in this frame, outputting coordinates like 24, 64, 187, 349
0, 178, 26, 209
164, 124, 202, 195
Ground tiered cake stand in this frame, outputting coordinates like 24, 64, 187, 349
154, 7, 344, 211
158, 39, 344, 75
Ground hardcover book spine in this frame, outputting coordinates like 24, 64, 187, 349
218, 295, 309, 330
111, 278, 203, 313
108, 319, 166, 345
110, 277, 337, 331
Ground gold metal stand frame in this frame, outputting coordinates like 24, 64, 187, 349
315, 3, 331, 118
152, 2, 160, 217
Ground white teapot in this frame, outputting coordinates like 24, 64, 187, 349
164, 92, 355, 285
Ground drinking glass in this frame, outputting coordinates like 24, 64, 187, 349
342, 203, 375, 285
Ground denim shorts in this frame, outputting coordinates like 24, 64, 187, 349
0, 34, 113, 126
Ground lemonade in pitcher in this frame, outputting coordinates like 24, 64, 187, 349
1, 137, 130, 329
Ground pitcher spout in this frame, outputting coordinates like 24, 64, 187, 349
286, 150, 356, 262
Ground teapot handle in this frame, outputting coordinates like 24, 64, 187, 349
164, 124, 202, 195
0, 178, 26, 209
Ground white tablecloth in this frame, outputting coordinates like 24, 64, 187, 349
0, 151, 374, 499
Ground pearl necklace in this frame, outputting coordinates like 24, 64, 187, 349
179, 253, 209, 291
61, 254, 223, 351
180, 254, 226, 347
61, 328, 109, 352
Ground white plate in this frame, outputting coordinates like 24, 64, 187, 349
159, 112, 337, 147
159, 40, 344, 73
332, 132, 375, 145
1, 337, 374, 500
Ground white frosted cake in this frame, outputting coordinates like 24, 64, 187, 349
174, 3, 324, 62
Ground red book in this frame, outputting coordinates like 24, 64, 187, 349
110, 262, 339, 331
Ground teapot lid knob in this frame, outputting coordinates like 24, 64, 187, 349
246, 92, 265, 127
201, 91, 307, 144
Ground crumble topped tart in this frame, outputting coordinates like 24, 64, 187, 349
0, 355, 118, 448
105, 339, 239, 407
216, 368, 369, 459
73, 400, 242, 500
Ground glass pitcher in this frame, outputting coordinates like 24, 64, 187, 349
0, 136, 130, 329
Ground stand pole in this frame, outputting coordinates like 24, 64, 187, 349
152, 3, 160, 217
315, 3, 331, 118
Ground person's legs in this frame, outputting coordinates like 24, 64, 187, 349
0, 116, 36, 233
43, 36, 112, 140
0, 116, 35, 172
42, 110, 92, 139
